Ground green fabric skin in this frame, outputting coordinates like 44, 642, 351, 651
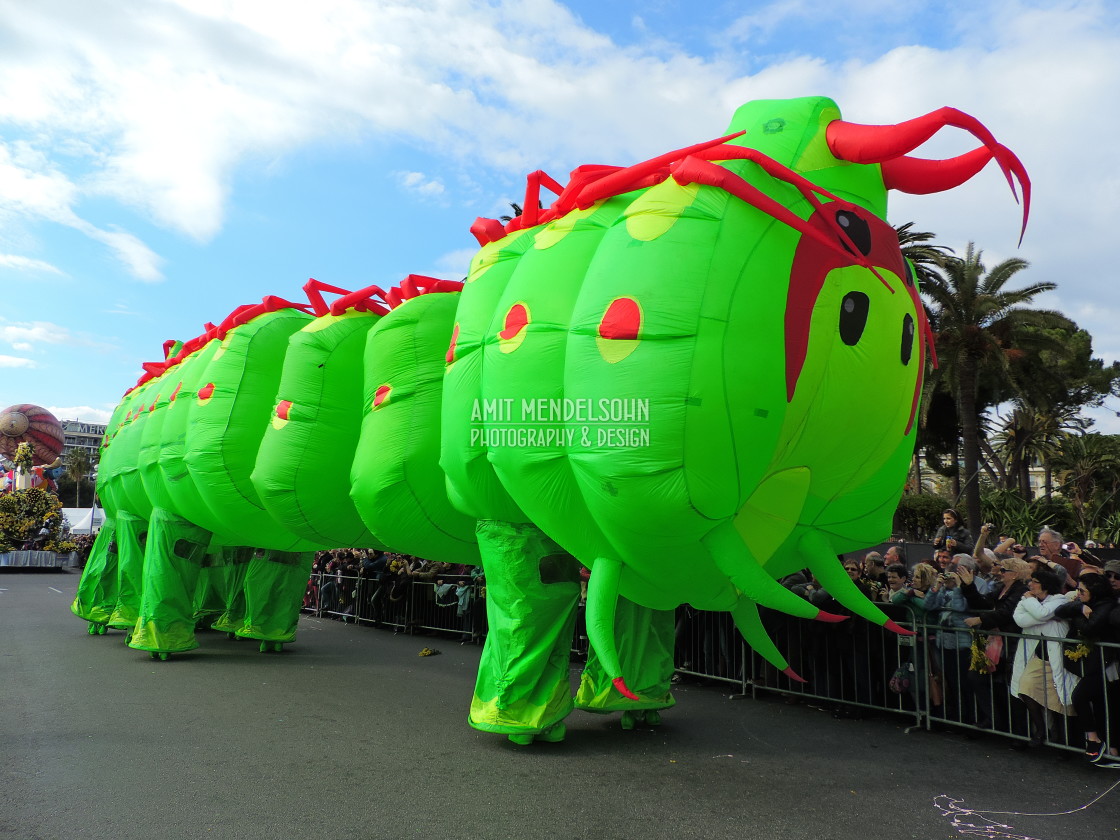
154, 342, 226, 533
70, 518, 119, 625
128, 507, 211, 653
440, 229, 535, 524
575, 598, 676, 713
108, 511, 149, 630
468, 520, 580, 736
236, 550, 314, 643
101, 382, 158, 522
446, 96, 923, 621
351, 292, 480, 565
210, 547, 253, 634
185, 309, 319, 551
251, 311, 384, 548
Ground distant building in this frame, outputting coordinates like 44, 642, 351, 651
60, 420, 105, 462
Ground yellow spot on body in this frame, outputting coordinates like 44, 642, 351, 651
271, 415, 289, 431
304, 310, 370, 333
533, 205, 600, 250
595, 337, 639, 363
623, 179, 700, 241
468, 229, 531, 282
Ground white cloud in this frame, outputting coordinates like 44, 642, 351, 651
0, 354, 35, 368
0, 320, 116, 353
396, 170, 446, 199
48, 404, 113, 425
431, 247, 477, 280
0, 253, 64, 274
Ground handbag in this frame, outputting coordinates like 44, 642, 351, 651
984, 634, 1004, 667
889, 662, 913, 694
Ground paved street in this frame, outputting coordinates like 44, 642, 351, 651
2, 570, 1118, 840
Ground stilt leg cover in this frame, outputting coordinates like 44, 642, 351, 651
107, 511, 148, 630
71, 518, 119, 625
468, 520, 580, 737
236, 550, 315, 642
576, 596, 676, 712
128, 508, 211, 653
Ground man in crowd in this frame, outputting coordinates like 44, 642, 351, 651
1038, 528, 1077, 590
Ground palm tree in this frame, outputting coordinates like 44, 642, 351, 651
992, 402, 1084, 500
1049, 433, 1120, 538
64, 448, 92, 508
921, 243, 1074, 532
895, 222, 954, 287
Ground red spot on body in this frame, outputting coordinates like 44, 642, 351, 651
276, 400, 292, 420
499, 304, 529, 340
198, 382, 215, 401
598, 298, 641, 340
373, 386, 391, 408
446, 323, 459, 364
170, 382, 182, 402
148, 395, 159, 412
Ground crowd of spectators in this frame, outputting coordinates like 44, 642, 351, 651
768, 510, 1120, 763
301, 511, 1120, 763
305, 548, 483, 642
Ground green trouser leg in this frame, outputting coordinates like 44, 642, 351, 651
468, 520, 580, 739
107, 512, 148, 631
211, 547, 252, 635
576, 596, 677, 715
192, 546, 234, 629
71, 518, 119, 626
128, 508, 210, 653
237, 550, 314, 643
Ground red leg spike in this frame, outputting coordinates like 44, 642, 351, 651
884, 620, 916, 637
782, 666, 808, 684
814, 611, 850, 623
612, 677, 641, 702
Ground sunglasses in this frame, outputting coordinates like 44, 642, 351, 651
1106, 572, 1120, 581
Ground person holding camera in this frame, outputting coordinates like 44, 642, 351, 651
924, 555, 982, 725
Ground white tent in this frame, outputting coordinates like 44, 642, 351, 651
63, 507, 105, 534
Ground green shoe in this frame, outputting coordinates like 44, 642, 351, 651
537, 723, 566, 743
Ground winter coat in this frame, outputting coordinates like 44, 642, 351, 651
1010, 593, 1079, 705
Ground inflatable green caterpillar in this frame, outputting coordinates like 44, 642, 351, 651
73, 96, 1028, 741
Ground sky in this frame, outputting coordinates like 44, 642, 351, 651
1, 0, 1119, 434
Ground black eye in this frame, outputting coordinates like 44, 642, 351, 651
901, 314, 915, 365
836, 210, 871, 256
839, 292, 869, 345
903, 260, 916, 288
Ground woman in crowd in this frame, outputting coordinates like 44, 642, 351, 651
1010, 568, 1079, 747
924, 556, 982, 724
933, 508, 974, 556
1056, 571, 1120, 761
960, 557, 1031, 731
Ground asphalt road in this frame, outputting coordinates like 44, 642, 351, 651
2, 569, 1119, 840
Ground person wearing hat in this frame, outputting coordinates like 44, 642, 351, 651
1104, 559, 1120, 596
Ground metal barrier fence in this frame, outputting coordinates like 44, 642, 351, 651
301, 573, 1119, 753
304, 573, 487, 643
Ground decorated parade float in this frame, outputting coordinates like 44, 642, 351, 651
70, 96, 1029, 742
